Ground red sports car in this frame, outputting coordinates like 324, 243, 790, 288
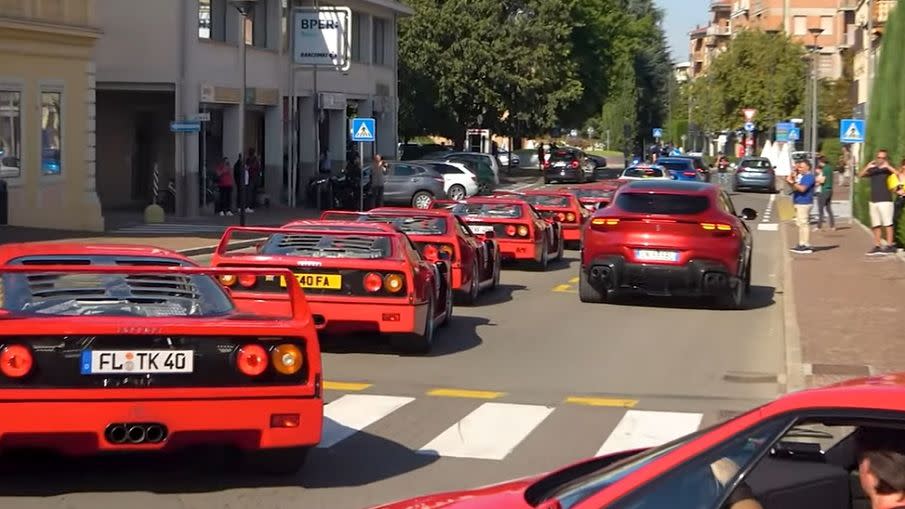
519, 190, 590, 248
0, 243, 321, 474
209, 222, 453, 354
371, 372, 905, 509
319, 208, 501, 305
580, 180, 757, 309
447, 197, 563, 270
564, 184, 623, 212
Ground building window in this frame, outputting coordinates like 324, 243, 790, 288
251, 0, 267, 48
793, 16, 807, 35
373, 17, 387, 66
351, 11, 365, 62
199, 0, 227, 41
820, 16, 833, 35
0, 91, 22, 180
818, 53, 834, 77
41, 91, 62, 176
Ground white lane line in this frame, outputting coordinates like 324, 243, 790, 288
597, 410, 702, 456
418, 402, 555, 460
758, 223, 779, 231
319, 394, 415, 448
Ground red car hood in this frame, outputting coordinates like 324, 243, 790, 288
372, 476, 540, 509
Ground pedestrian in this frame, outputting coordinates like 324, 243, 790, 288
716, 152, 730, 188
852, 427, 905, 509
232, 152, 244, 211
815, 154, 835, 231
371, 153, 388, 209
889, 158, 905, 249
319, 148, 332, 174
244, 147, 260, 213
859, 149, 897, 255
786, 160, 816, 254
214, 156, 234, 216
537, 144, 545, 172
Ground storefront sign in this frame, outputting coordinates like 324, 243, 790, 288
292, 7, 351, 71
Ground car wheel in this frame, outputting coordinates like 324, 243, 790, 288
459, 263, 480, 306
392, 298, 434, 354
579, 268, 607, 303
441, 277, 454, 327
478, 182, 491, 195
744, 257, 752, 296
554, 231, 564, 261
243, 446, 310, 475
544, 177, 551, 185
717, 276, 745, 310
490, 251, 501, 289
412, 191, 434, 209
533, 236, 549, 271
448, 184, 467, 200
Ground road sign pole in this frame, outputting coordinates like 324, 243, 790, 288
359, 141, 365, 211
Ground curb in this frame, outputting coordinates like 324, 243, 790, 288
778, 213, 805, 393
853, 219, 905, 264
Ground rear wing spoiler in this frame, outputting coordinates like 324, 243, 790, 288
0, 265, 309, 323
430, 200, 460, 210
215, 226, 399, 257
319, 210, 367, 221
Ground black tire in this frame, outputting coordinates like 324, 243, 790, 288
533, 236, 549, 271
544, 177, 551, 185
490, 250, 501, 289
459, 263, 480, 305
441, 276, 453, 327
244, 446, 310, 475
391, 298, 434, 354
554, 231, 565, 261
478, 182, 491, 195
411, 191, 433, 209
744, 256, 752, 296
448, 184, 467, 201
717, 276, 745, 310
579, 268, 607, 303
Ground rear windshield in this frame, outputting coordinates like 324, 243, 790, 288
363, 215, 448, 235
573, 188, 615, 199
550, 150, 577, 161
1, 257, 233, 317
740, 159, 772, 169
660, 161, 692, 172
615, 193, 710, 215
622, 167, 664, 178
523, 195, 570, 208
260, 232, 393, 259
452, 203, 523, 219
593, 168, 622, 179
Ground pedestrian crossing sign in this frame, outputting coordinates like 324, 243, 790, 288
351, 117, 376, 142
839, 118, 865, 143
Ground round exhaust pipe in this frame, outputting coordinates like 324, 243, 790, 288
106, 424, 127, 444
145, 424, 167, 444
126, 425, 147, 444
590, 267, 603, 279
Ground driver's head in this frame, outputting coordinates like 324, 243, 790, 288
855, 427, 905, 506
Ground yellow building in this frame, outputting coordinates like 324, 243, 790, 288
0, 0, 103, 231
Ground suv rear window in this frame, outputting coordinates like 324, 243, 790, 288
740, 159, 772, 169
615, 193, 710, 215
550, 150, 577, 161
659, 161, 693, 172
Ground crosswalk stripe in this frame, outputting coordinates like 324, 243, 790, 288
318, 394, 415, 448
596, 410, 703, 456
417, 402, 555, 460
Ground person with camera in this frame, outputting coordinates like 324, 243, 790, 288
859, 149, 897, 255
889, 158, 905, 250
786, 160, 816, 254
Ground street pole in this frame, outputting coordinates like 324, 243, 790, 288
238, 7, 249, 226
201, 105, 207, 211
359, 141, 364, 211
809, 28, 823, 172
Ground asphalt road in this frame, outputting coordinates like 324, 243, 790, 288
0, 180, 787, 509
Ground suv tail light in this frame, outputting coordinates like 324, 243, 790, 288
590, 218, 620, 231
700, 222, 735, 236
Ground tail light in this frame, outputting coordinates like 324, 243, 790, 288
471, 175, 478, 182
238, 274, 257, 288
700, 222, 735, 236
433, 177, 445, 184
271, 344, 303, 375
236, 344, 268, 376
363, 272, 383, 292
556, 212, 566, 222
683, 171, 697, 177
590, 218, 620, 230
384, 274, 404, 293
570, 160, 579, 169
505, 225, 517, 236
219, 274, 237, 286
423, 244, 439, 261
566, 212, 576, 222
0, 345, 33, 379
517, 225, 529, 237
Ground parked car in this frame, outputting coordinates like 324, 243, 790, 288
409, 160, 479, 200
657, 157, 701, 181
363, 161, 448, 209
497, 150, 521, 168
425, 151, 503, 185
399, 143, 453, 161
673, 154, 712, 182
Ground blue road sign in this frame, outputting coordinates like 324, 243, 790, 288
744, 122, 755, 132
170, 120, 201, 133
652, 128, 663, 139
840, 118, 865, 143
788, 128, 800, 142
351, 117, 376, 142
775, 122, 794, 142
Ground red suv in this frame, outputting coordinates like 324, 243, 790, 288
579, 180, 757, 309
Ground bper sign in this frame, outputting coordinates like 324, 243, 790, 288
292, 6, 351, 70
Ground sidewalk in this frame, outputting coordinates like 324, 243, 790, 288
782, 203, 905, 388
0, 206, 320, 255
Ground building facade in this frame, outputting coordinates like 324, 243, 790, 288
93, 0, 410, 218
851, 0, 897, 116
688, 1, 732, 78
0, 0, 104, 230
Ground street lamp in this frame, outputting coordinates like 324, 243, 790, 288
230, 0, 257, 227
807, 27, 824, 172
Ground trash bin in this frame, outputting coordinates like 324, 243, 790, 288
0, 179, 7, 225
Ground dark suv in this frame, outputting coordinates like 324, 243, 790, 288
543, 148, 590, 184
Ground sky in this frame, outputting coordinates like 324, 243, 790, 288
655, 0, 711, 63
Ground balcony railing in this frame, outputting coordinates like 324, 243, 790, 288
874, 0, 895, 25
0, 0, 96, 28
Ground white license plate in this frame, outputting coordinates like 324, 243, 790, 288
553, 161, 566, 167
468, 225, 494, 234
635, 249, 679, 262
81, 350, 194, 374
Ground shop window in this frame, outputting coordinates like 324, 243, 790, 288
373, 17, 387, 66
199, 0, 227, 41
0, 90, 22, 180
40, 91, 62, 176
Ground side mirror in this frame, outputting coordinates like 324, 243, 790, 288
740, 207, 757, 221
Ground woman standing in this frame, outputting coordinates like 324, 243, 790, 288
890, 159, 905, 249
215, 156, 234, 216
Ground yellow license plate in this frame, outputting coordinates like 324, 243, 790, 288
280, 273, 342, 289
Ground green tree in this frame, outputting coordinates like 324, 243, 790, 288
690, 30, 807, 133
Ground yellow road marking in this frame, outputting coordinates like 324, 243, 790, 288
323, 381, 373, 391
553, 284, 573, 292
569, 277, 580, 283
565, 396, 639, 408
427, 388, 505, 399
